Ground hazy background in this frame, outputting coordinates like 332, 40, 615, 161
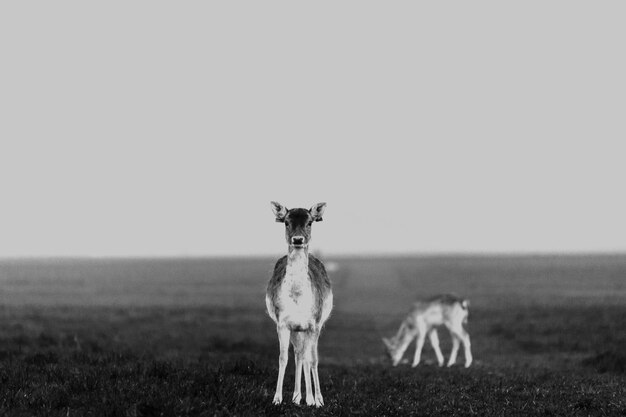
1, 2, 624, 258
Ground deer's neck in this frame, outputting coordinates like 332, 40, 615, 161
286, 248, 309, 278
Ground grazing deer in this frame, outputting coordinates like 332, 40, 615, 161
265, 201, 333, 407
382, 294, 473, 368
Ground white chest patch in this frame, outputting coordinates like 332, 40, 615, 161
277, 253, 315, 329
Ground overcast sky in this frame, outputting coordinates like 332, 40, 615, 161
1, 2, 624, 257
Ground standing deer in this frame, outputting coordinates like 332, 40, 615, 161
382, 294, 473, 368
266, 201, 333, 407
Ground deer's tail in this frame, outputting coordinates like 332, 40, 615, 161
461, 299, 470, 324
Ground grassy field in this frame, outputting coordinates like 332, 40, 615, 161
0, 254, 625, 416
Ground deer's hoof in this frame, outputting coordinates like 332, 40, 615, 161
292, 392, 301, 405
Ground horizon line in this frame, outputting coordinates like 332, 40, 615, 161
1, 249, 626, 261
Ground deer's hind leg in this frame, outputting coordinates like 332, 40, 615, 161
447, 334, 460, 366
449, 323, 473, 368
290, 332, 305, 404
299, 331, 317, 406
310, 330, 324, 407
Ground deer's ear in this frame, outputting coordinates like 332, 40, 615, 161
271, 201, 288, 222
382, 338, 392, 349
309, 202, 326, 222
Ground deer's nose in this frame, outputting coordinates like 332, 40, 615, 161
291, 236, 305, 245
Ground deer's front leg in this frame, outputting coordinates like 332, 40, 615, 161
412, 333, 426, 367
273, 327, 290, 405
428, 329, 445, 367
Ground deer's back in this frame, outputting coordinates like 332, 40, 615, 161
410, 294, 468, 327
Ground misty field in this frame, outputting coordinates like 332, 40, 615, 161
0, 255, 625, 416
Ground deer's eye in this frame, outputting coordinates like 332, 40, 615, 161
307, 222, 313, 227
285, 222, 290, 228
